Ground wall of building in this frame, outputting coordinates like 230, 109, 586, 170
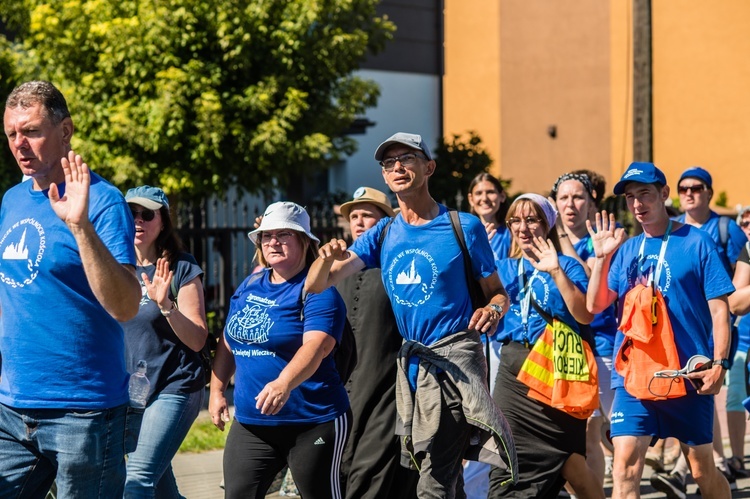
652, 0, 750, 206
442, 0, 611, 197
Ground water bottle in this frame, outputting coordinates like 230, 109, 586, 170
128, 360, 150, 408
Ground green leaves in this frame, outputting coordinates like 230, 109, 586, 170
0, 0, 394, 200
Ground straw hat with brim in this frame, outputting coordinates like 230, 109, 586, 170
339, 187, 395, 220
248, 201, 320, 245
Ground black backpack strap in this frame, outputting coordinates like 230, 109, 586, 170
448, 209, 491, 386
448, 210, 482, 308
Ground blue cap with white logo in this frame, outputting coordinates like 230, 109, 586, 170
613, 162, 667, 195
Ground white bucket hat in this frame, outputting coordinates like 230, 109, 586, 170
248, 201, 320, 245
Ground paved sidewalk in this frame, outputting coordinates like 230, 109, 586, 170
173, 386, 750, 498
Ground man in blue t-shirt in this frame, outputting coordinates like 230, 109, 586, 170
586, 162, 733, 499
306, 132, 515, 498
0, 81, 141, 497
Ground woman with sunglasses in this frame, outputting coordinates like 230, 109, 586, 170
488, 194, 604, 499
122, 185, 209, 497
209, 201, 349, 499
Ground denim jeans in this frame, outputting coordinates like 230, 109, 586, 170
0, 402, 142, 499
124, 389, 203, 498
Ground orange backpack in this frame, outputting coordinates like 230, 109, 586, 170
517, 318, 599, 419
615, 284, 684, 400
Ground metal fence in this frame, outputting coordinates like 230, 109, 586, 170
174, 192, 345, 338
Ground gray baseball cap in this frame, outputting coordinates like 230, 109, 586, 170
374, 132, 433, 162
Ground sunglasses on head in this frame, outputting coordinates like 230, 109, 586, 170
130, 208, 156, 222
677, 184, 707, 195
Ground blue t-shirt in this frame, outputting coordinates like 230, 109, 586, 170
350, 205, 497, 346
735, 243, 750, 353
490, 225, 512, 264
123, 253, 205, 400
674, 212, 745, 274
607, 224, 734, 389
224, 267, 349, 426
495, 256, 589, 345
574, 234, 618, 357
0, 173, 136, 409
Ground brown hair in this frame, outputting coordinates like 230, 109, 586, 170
6, 81, 71, 125
467, 172, 509, 225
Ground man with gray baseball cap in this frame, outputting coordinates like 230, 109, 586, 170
306, 132, 516, 498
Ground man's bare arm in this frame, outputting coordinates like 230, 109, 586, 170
49, 151, 141, 321
305, 238, 366, 293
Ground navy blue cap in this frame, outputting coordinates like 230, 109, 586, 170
613, 162, 667, 195
125, 185, 169, 210
678, 167, 712, 189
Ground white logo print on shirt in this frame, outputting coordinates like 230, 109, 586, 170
387, 248, 439, 307
225, 294, 275, 344
0, 218, 46, 288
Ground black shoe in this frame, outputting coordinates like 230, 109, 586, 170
696, 467, 737, 495
728, 456, 750, 478
650, 472, 686, 499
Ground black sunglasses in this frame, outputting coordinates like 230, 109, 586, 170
130, 208, 156, 222
677, 184, 707, 195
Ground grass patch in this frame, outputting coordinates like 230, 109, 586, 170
178, 416, 231, 453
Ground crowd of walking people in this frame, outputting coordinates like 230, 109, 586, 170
0, 78, 748, 499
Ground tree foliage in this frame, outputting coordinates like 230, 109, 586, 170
431, 131, 504, 211
0, 0, 394, 200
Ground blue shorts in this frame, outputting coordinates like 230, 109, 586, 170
609, 387, 713, 446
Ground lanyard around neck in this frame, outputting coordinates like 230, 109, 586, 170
638, 220, 672, 288
517, 258, 539, 332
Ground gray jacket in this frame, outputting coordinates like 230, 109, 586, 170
395, 329, 517, 485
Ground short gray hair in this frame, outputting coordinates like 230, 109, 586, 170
5, 81, 71, 125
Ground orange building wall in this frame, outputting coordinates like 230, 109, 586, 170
652, 0, 750, 207
443, 0, 503, 173
443, 0, 611, 196
443, 1, 750, 205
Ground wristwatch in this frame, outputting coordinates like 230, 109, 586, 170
488, 303, 504, 317
713, 358, 730, 370
160, 300, 177, 317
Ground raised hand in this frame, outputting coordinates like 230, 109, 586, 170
484, 221, 497, 241
48, 150, 90, 226
318, 239, 350, 262
586, 210, 626, 259
142, 258, 173, 310
528, 236, 560, 274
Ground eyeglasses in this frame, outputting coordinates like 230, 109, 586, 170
741, 221, 750, 228
131, 208, 156, 222
677, 184, 707, 195
380, 153, 427, 172
260, 231, 296, 245
507, 216, 543, 229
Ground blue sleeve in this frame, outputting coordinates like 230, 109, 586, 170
727, 220, 747, 265
560, 256, 589, 294
88, 176, 136, 266
302, 286, 346, 343
173, 253, 204, 298
461, 213, 497, 280
349, 216, 392, 270
701, 236, 735, 300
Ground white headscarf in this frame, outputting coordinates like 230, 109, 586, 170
515, 193, 558, 229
